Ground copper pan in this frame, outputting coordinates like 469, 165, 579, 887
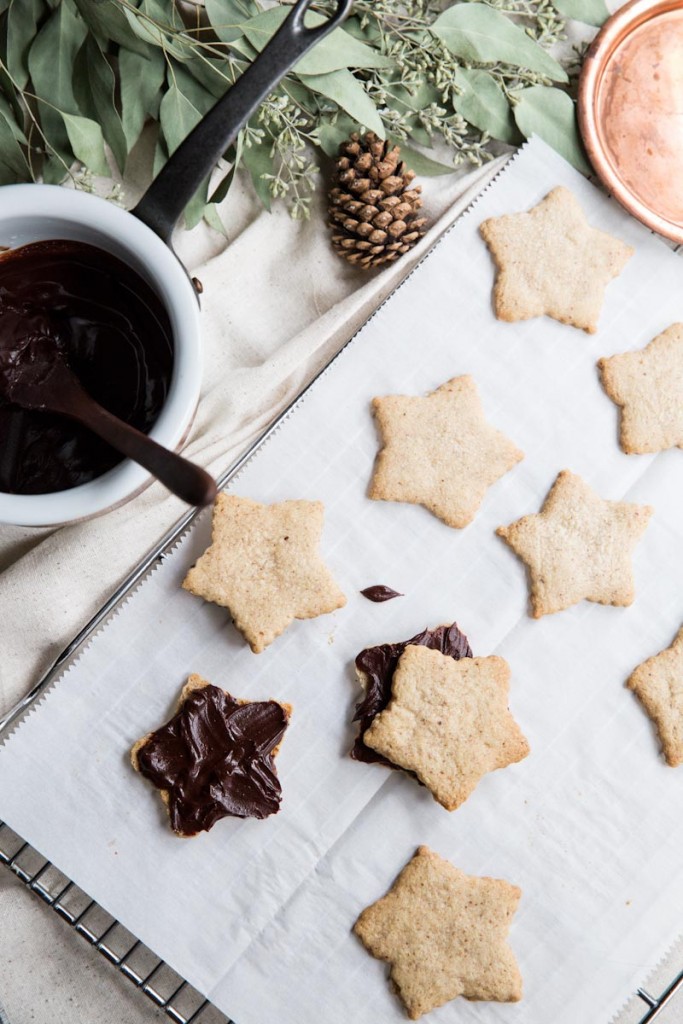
578, 0, 683, 242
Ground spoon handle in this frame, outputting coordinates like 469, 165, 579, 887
75, 398, 217, 508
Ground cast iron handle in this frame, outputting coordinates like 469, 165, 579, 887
132, 0, 353, 243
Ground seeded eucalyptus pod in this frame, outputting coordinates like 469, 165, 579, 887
328, 132, 429, 270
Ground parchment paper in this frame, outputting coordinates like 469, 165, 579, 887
2, 138, 683, 1024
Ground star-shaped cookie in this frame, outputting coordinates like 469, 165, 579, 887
131, 675, 291, 836
362, 646, 529, 810
369, 375, 523, 528
354, 846, 522, 1019
627, 628, 683, 766
480, 186, 634, 333
599, 324, 683, 454
497, 470, 653, 617
183, 494, 346, 652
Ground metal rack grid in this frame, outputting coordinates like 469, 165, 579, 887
1, 180, 682, 1024
0, 821, 229, 1023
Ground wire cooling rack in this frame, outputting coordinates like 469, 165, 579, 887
1, 180, 683, 1024
0, 820, 228, 1023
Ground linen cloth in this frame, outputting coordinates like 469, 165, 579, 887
0, 156, 504, 1022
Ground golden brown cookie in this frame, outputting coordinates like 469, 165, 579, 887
362, 646, 529, 810
497, 470, 653, 617
627, 628, 683, 766
598, 324, 683, 454
480, 186, 633, 333
131, 675, 292, 836
369, 375, 523, 528
354, 845, 523, 1019
182, 494, 346, 652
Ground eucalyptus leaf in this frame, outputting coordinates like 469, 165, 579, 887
153, 131, 167, 178
203, 202, 227, 236
61, 112, 109, 175
388, 81, 442, 115
168, 64, 216, 118
28, 2, 87, 168
0, 94, 27, 143
119, 47, 165, 150
315, 114, 360, 157
397, 143, 455, 177
70, 0, 150, 57
183, 177, 210, 230
73, 35, 127, 172
452, 68, 518, 144
4, 0, 44, 90
186, 54, 235, 99
159, 81, 211, 222
553, 0, 609, 26
122, 2, 191, 62
241, 140, 273, 211
0, 104, 30, 176
513, 85, 590, 173
209, 165, 235, 205
432, 4, 567, 82
205, 0, 244, 44
299, 70, 384, 138
226, 35, 258, 60
241, 8, 393, 75
159, 82, 203, 155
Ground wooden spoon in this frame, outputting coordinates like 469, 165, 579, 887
1, 334, 217, 507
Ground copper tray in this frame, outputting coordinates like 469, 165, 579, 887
578, 0, 683, 243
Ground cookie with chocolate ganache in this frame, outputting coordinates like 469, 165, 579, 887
362, 647, 529, 811
131, 675, 291, 837
352, 622, 472, 766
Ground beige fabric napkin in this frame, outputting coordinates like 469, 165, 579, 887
0, 158, 504, 1022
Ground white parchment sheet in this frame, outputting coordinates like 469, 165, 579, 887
2, 139, 683, 1024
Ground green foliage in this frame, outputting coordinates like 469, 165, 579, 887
0, 0, 606, 227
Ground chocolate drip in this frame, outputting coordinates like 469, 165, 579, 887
360, 585, 403, 602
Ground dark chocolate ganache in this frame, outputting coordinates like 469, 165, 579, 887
136, 684, 290, 836
0, 239, 174, 494
352, 622, 472, 766
360, 585, 403, 603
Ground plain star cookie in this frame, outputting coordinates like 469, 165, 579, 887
599, 324, 683, 453
354, 845, 523, 1019
369, 375, 523, 528
183, 494, 346, 652
627, 628, 683, 766
362, 646, 529, 810
497, 470, 653, 617
480, 186, 634, 333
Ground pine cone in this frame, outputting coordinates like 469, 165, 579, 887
328, 132, 428, 270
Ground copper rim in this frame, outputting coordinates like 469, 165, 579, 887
578, 0, 683, 243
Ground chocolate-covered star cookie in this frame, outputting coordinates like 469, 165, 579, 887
352, 622, 472, 766
131, 675, 291, 837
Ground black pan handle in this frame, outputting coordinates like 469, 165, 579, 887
132, 0, 353, 243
